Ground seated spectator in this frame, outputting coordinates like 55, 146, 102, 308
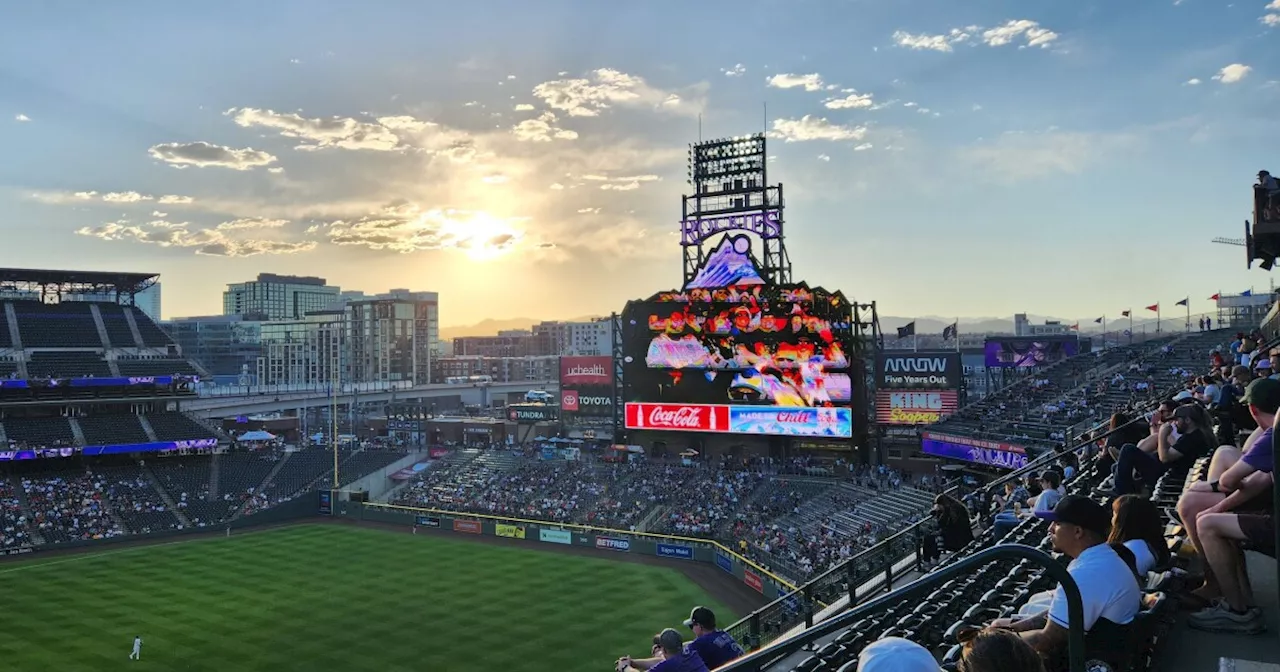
619, 629, 708, 672
1177, 378, 1278, 603
1032, 471, 1063, 513
681, 607, 744, 669
1188, 476, 1274, 635
855, 636, 940, 671
932, 493, 974, 552
992, 496, 1141, 669
1108, 495, 1171, 577
1112, 403, 1211, 496
956, 627, 1046, 672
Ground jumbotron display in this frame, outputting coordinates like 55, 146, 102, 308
621, 238, 855, 438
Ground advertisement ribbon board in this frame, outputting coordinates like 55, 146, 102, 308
495, 524, 526, 540
656, 543, 694, 560
539, 529, 572, 545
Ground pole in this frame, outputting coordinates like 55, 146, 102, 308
913, 330, 918, 353
955, 317, 960, 353
1185, 300, 1190, 332
1102, 316, 1106, 346
1157, 306, 1161, 334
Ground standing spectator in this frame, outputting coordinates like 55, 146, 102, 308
933, 494, 975, 552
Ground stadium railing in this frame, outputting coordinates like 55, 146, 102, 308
716, 543, 1089, 672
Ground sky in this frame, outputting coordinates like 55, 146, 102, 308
1, 0, 1278, 326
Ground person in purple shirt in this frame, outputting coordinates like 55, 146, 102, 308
619, 630, 709, 672
682, 606, 745, 669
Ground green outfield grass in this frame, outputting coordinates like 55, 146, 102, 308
0, 524, 737, 672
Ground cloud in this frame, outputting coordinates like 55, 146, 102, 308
76, 218, 313, 257
958, 129, 1134, 182
512, 111, 579, 142
148, 141, 278, 170
578, 173, 662, 191
766, 73, 826, 91
514, 103, 536, 111
1213, 63, 1252, 84
14, 114, 30, 122
577, 207, 601, 214
29, 190, 196, 206
531, 68, 700, 117
215, 217, 289, 230
1264, 13, 1280, 26
824, 92, 875, 109
722, 64, 746, 77
152, 211, 166, 217
891, 28, 974, 52
981, 20, 1059, 48
817, 154, 831, 162
1184, 78, 1202, 85
318, 201, 529, 255
101, 191, 152, 203
228, 108, 404, 151
158, 194, 194, 205
481, 173, 509, 184
854, 143, 873, 151
770, 116, 868, 143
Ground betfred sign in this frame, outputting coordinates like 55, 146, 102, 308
626, 403, 729, 433
562, 387, 613, 417
875, 389, 958, 426
595, 537, 630, 552
560, 356, 612, 386
875, 352, 961, 390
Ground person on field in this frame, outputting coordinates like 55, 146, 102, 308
129, 635, 143, 660
618, 629, 709, 672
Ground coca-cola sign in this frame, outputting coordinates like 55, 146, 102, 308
560, 356, 612, 385
626, 403, 729, 433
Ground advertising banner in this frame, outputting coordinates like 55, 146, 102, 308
539, 529, 572, 545
984, 338, 1079, 368
390, 462, 431, 481
921, 432, 1028, 470
656, 543, 694, 560
875, 390, 958, 426
715, 549, 734, 574
560, 387, 614, 417
507, 405, 557, 423
318, 490, 332, 516
415, 515, 441, 528
453, 519, 482, 535
560, 356, 612, 386
495, 523, 526, 540
428, 448, 450, 459
743, 569, 764, 594
626, 403, 852, 438
595, 537, 631, 552
874, 352, 962, 390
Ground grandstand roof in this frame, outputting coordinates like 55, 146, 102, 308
0, 267, 158, 292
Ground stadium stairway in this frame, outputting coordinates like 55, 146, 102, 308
140, 460, 191, 528
88, 304, 112, 350
137, 415, 159, 442
209, 452, 221, 499
229, 452, 293, 521
6, 473, 44, 545
68, 418, 87, 446
122, 307, 146, 348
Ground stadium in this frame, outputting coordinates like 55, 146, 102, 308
1, 134, 1277, 672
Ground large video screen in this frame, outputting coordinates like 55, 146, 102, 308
920, 432, 1028, 470
983, 339, 1079, 368
621, 283, 854, 437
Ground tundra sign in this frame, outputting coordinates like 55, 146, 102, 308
874, 352, 961, 390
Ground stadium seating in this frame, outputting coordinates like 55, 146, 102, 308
20, 472, 124, 543
148, 457, 223, 527
147, 412, 217, 442
0, 359, 18, 378
116, 357, 201, 377
77, 415, 152, 446
0, 309, 12, 349
2, 417, 76, 447
27, 351, 112, 378
130, 307, 174, 348
95, 303, 138, 348
0, 475, 34, 550
94, 464, 182, 534
11, 302, 102, 348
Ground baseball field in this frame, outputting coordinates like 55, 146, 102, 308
0, 523, 742, 671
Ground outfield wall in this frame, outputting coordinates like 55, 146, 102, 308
336, 501, 797, 603
0, 495, 317, 559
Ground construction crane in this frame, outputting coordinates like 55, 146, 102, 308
1212, 237, 1247, 247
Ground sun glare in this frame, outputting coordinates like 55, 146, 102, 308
443, 211, 521, 261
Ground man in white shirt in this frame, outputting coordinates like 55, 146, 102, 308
129, 635, 143, 660
992, 496, 1141, 665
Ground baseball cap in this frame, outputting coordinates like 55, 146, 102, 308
657, 628, 684, 653
1035, 495, 1111, 538
684, 606, 717, 629
1257, 360, 1273, 370
1172, 390, 1194, 401
1242, 377, 1280, 414
856, 637, 941, 671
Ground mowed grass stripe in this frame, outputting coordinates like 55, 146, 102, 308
0, 524, 737, 672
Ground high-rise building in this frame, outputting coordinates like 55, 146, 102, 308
346, 291, 439, 385
257, 311, 347, 386
533, 319, 611, 356
223, 273, 341, 320
453, 331, 553, 358
162, 314, 262, 381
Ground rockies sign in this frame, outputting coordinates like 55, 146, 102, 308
874, 352, 962, 390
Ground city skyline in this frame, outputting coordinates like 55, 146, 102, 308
2, 1, 1278, 325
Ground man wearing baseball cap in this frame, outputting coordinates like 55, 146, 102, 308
681, 606, 744, 669
618, 629, 708, 672
991, 495, 1140, 668
1112, 401, 1212, 496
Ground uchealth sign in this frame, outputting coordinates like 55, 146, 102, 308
560, 356, 612, 386
625, 403, 852, 438
875, 389, 958, 426
875, 352, 961, 390
561, 387, 613, 416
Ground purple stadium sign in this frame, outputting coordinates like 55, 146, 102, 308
681, 210, 782, 245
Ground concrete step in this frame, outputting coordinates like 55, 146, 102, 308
1220, 660, 1280, 672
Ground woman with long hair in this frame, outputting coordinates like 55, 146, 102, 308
1108, 494, 1170, 576
932, 493, 975, 552
956, 627, 1045, 672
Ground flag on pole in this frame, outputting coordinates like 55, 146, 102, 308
1242, 289, 1253, 297
1175, 298, 1189, 307
942, 322, 958, 341
1209, 293, 1221, 301
1069, 323, 1079, 331
1122, 310, 1131, 317
896, 322, 916, 339
1146, 304, 1160, 312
